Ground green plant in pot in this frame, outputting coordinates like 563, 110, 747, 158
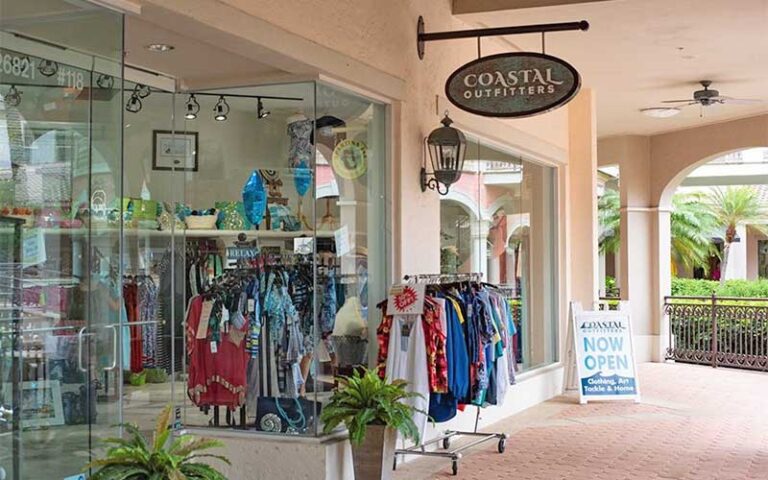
321, 368, 422, 480
85, 405, 229, 480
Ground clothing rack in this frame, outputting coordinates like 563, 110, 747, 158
393, 272, 508, 476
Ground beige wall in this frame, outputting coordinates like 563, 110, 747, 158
650, 114, 768, 207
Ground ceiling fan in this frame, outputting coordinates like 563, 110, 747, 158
662, 80, 763, 108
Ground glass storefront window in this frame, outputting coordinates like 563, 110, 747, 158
0, 1, 124, 478
440, 139, 558, 373
118, 79, 388, 437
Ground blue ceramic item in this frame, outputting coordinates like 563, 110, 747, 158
242, 171, 267, 226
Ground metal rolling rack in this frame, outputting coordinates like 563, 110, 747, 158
392, 273, 508, 476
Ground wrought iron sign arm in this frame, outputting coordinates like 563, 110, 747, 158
417, 16, 589, 59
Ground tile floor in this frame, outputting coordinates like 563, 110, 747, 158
394, 362, 768, 480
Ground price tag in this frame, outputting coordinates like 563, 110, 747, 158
222, 307, 230, 322
400, 319, 413, 352
210, 341, 218, 354
196, 301, 213, 339
247, 298, 255, 313
334, 225, 353, 257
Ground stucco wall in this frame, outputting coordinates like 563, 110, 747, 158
650, 114, 768, 206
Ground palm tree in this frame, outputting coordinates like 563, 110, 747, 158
706, 186, 768, 286
670, 192, 718, 272
598, 189, 717, 273
598, 188, 620, 255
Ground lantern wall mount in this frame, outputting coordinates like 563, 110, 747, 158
416, 16, 589, 60
421, 112, 467, 196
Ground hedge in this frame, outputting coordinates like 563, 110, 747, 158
671, 278, 768, 298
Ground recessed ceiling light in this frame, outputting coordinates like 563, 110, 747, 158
145, 43, 175, 53
641, 107, 681, 118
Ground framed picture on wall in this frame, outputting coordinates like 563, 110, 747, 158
152, 130, 198, 171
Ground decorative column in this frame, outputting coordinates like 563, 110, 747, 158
567, 89, 599, 308
470, 219, 490, 278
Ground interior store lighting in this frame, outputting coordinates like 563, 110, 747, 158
185, 94, 200, 120
257, 97, 270, 119
4, 85, 22, 107
214, 95, 229, 121
125, 92, 142, 113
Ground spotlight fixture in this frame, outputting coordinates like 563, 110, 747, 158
4, 85, 22, 107
136, 84, 151, 99
257, 98, 270, 119
38, 59, 58, 77
185, 94, 200, 120
125, 92, 142, 113
145, 43, 175, 53
96, 74, 114, 89
214, 95, 229, 121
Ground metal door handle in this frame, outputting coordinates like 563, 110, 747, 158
103, 324, 118, 371
77, 326, 88, 372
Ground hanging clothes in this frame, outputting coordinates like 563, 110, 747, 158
383, 313, 429, 441
186, 294, 250, 409
123, 283, 142, 373
377, 280, 518, 429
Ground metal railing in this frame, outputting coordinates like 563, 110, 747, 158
665, 295, 768, 371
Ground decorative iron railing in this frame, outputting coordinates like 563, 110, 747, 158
665, 295, 768, 371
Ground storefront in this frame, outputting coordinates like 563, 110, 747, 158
0, 1, 581, 479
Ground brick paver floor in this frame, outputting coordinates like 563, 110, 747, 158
394, 362, 768, 480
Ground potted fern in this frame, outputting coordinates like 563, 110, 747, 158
321, 368, 422, 480
86, 405, 229, 479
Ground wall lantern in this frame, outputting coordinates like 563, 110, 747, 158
421, 112, 466, 195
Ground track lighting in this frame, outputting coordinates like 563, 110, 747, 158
136, 84, 151, 99
96, 74, 114, 89
185, 94, 200, 120
126, 93, 142, 113
4, 85, 22, 107
257, 97, 270, 119
38, 59, 58, 77
214, 95, 229, 121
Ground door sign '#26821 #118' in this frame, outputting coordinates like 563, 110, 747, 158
445, 52, 581, 118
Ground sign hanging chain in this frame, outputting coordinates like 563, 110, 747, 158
541, 32, 546, 54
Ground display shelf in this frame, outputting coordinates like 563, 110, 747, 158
1, 227, 336, 239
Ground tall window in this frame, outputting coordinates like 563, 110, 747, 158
439, 138, 558, 372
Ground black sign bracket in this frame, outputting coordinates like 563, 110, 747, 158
417, 15, 589, 60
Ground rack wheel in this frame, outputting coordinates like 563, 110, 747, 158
498, 438, 506, 453
442, 437, 451, 449
452, 459, 459, 475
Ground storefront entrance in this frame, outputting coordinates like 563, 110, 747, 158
0, 1, 124, 479
0, 1, 389, 479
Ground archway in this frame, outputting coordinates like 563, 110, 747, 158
439, 197, 478, 274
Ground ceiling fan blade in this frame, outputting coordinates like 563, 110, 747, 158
719, 96, 764, 105
661, 99, 694, 103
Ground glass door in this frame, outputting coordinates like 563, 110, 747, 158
0, 2, 124, 479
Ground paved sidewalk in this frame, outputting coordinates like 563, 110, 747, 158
394, 363, 768, 480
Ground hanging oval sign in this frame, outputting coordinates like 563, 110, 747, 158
445, 52, 581, 118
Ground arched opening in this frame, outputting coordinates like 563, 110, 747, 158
440, 198, 477, 274
658, 147, 768, 285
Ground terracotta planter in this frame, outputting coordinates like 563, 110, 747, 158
351, 424, 397, 480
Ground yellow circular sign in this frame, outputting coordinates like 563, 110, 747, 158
332, 139, 367, 180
